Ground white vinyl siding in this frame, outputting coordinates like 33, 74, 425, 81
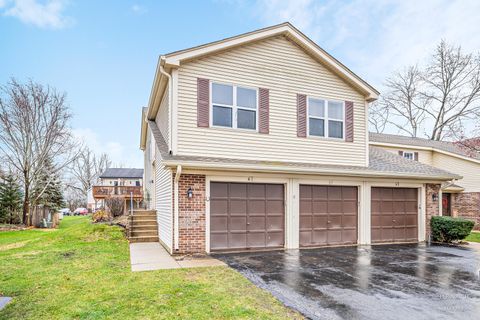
156, 88, 170, 147
432, 153, 480, 192
143, 129, 155, 209
176, 36, 367, 166
154, 160, 173, 251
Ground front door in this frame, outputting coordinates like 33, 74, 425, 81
442, 193, 451, 216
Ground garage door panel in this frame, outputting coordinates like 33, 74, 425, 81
267, 216, 283, 230
300, 185, 358, 247
267, 200, 284, 214
300, 200, 312, 214
313, 230, 327, 244
210, 182, 284, 251
312, 216, 327, 228
210, 234, 228, 250
230, 183, 247, 198
211, 216, 227, 231
371, 187, 418, 244
230, 217, 247, 231
249, 200, 265, 214
267, 232, 283, 247
312, 201, 328, 213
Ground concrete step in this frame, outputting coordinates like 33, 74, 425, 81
131, 221, 157, 228
129, 235, 159, 243
131, 225, 158, 231
131, 230, 159, 237
132, 210, 156, 217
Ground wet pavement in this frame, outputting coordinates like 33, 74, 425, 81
214, 244, 480, 320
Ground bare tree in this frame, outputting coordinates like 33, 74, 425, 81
0, 79, 77, 225
368, 101, 389, 133
373, 41, 480, 140
68, 146, 111, 199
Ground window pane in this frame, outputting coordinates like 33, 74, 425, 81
237, 109, 256, 129
404, 152, 413, 160
308, 98, 325, 117
328, 101, 343, 120
212, 83, 233, 105
237, 87, 257, 109
213, 105, 232, 127
309, 118, 324, 136
328, 120, 343, 138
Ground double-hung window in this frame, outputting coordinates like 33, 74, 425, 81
212, 83, 257, 130
308, 98, 344, 139
403, 152, 414, 160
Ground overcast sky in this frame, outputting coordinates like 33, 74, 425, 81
1, 0, 479, 167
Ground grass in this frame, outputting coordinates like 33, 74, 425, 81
465, 231, 480, 243
0, 216, 301, 320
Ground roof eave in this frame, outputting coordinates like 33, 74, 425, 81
160, 159, 459, 181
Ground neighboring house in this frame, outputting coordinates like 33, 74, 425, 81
139, 23, 460, 255
89, 168, 144, 212
370, 133, 480, 228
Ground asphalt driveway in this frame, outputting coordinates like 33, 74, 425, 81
215, 244, 480, 320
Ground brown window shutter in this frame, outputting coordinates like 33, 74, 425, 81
297, 94, 307, 137
414, 152, 419, 161
398, 151, 404, 156
258, 88, 269, 134
345, 101, 354, 142
197, 78, 210, 127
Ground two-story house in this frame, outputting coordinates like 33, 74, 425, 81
370, 133, 480, 228
140, 23, 459, 255
89, 168, 144, 212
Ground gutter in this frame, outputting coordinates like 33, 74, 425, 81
158, 57, 173, 154
173, 165, 182, 251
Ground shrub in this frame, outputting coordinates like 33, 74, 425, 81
92, 210, 111, 223
431, 216, 474, 243
105, 197, 125, 217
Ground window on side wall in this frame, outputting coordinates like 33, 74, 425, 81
212, 83, 257, 130
308, 98, 344, 139
403, 152, 414, 160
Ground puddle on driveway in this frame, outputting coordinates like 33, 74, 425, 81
215, 244, 480, 320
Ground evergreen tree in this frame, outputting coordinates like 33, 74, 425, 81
32, 159, 64, 211
0, 174, 23, 224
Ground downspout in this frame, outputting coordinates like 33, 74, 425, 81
159, 57, 173, 154
174, 165, 182, 251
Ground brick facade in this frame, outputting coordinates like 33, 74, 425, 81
425, 184, 441, 238
451, 192, 480, 230
173, 173, 206, 254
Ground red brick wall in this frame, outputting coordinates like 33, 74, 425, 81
173, 173, 206, 254
426, 184, 441, 237
451, 192, 480, 230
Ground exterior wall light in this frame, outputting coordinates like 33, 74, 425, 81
187, 187, 193, 198
432, 193, 438, 202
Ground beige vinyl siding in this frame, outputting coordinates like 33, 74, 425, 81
156, 88, 169, 147
154, 160, 173, 251
433, 153, 480, 192
176, 35, 367, 166
143, 129, 155, 209
377, 146, 434, 165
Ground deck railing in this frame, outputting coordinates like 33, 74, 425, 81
92, 185, 143, 198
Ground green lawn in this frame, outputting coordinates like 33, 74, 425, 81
0, 216, 300, 320
465, 231, 480, 243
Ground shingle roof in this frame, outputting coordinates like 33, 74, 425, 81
100, 168, 144, 179
148, 121, 459, 180
369, 132, 480, 160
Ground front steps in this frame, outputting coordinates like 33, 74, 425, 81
128, 210, 159, 243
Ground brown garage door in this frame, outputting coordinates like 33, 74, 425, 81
210, 182, 284, 251
371, 187, 418, 243
299, 185, 358, 247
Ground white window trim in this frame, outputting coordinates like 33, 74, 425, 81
403, 151, 414, 160
210, 81, 259, 132
307, 97, 345, 140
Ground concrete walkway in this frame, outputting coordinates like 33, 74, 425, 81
129, 242, 225, 272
